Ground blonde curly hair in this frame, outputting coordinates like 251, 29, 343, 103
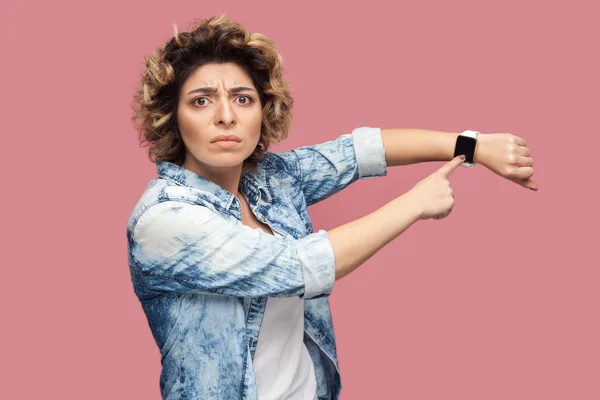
130, 13, 294, 175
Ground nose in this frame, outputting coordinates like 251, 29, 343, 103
214, 97, 236, 126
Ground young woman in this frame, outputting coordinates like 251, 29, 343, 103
127, 13, 537, 400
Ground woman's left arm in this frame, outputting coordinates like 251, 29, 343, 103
381, 129, 539, 191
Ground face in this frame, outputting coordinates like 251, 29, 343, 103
177, 62, 263, 173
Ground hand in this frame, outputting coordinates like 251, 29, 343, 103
407, 155, 465, 220
476, 133, 538, 191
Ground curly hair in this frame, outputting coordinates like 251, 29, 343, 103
130, 13, 294, 176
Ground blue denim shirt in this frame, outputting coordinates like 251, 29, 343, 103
126, 126, 388, 399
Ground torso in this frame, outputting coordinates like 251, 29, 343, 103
238, 195, 318, 399
239, 194, 274, 236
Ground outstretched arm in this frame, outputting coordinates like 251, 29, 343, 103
381, 128, 539, 191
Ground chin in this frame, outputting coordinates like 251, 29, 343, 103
198, 152, 251, 168
210, 159, 246, 168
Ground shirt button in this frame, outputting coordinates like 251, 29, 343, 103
317, 332, 323, 339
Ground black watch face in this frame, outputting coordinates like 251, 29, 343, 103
454, 136, 476, 163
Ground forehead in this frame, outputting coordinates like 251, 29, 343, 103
183, 62, 254, 88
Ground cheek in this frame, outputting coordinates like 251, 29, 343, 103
178, 110, 209, 140
179, 106, 203, 126
177, 108, 194, 134
252, 110, 263, 132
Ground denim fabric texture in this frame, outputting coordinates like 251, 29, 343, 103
126, 126, 388, 399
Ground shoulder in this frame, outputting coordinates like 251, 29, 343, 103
126, 179, 220, 234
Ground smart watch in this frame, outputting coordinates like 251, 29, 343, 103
454, 130, 479, 168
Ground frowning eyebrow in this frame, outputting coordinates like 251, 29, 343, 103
187, 86, 256, 95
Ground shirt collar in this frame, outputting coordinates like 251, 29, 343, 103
156, 160, 271, 208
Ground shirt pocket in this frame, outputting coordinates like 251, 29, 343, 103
262, 173, 313, 238
263, 197, 312, 239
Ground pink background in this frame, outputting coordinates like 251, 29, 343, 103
3, 0, 598, 398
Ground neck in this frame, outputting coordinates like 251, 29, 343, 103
182, 158, 243, 197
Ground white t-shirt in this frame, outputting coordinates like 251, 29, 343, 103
253, 229, 318, 400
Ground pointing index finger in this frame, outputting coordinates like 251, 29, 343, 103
437, 155, 465, 177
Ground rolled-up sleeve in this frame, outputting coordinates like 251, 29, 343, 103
274, 126, 388, 206
128, 200, 336, 299
352, 126, 388, 178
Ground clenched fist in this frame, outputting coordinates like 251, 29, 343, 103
476, 133, 538, 191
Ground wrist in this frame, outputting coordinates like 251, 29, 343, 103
398, 191, 424, 221
473, 132, 486, 166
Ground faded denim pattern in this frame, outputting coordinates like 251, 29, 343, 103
126, 127, 388, 399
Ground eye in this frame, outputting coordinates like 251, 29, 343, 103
236, 95, 254, 105
191, 97, 209, 107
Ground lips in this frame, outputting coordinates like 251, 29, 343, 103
211, 134, 241, 143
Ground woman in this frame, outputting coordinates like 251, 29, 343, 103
127, 13, 537, 400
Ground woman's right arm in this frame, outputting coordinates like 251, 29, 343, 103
128, 156, 461, 299
129, 193, 422, 299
